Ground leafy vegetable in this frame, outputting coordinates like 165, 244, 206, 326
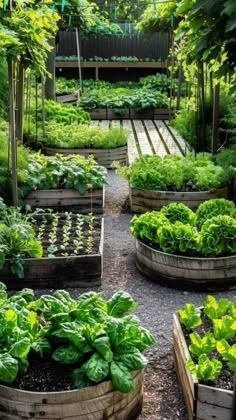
189, 332, 215, 357
212, 316, 236, 340
216, 340, 236, 372
196, 199, 235, 228
186, 354, 222, 382
203, 296, 231, 320
0, 287, 155, 393
200, 215, 236, 256
178, 304, 202, 330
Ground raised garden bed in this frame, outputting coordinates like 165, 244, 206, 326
89, 107, 174, 120
23, 186, 105, 213
173, 312, 233, 420
0, 369, 143, 420
42, 145, 128, 169
129, 186, 229, 213
0, 215, 104, 289
133, 237, 236, 291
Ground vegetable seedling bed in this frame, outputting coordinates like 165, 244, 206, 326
173, 313, 233, 420
129, 186, 229, 213
42, 145, 128, 169
0, 215, 104, 289
23, 186, 105, 214
133, 238, 236, 291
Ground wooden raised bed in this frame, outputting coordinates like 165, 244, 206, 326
56, 93, 78, 104
129, 186, 229, 213
42, 145, 128, 169
23, 186, 105, 213
133, 237, 236, 291
0, 219, 104, 290
173, 313, 233, 420
88, 107, 173, 120
0, 369, 143, 420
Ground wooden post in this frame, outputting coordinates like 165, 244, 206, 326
42, 81, 46, 138
232, 373, 236, 420
176, 63, 182, 111
8, 60, 18, 206
15, 62, 24, 142
212, 84, 220, 154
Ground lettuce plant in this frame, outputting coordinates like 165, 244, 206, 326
196, 199, 235, 228
203, 295, 231, 320
216, 340, 236, 372
178, 304, 202, 331
200, 215, 236, 255
0, 287, 155, 393
189, 332, 215, 357
186, 355, 222, 382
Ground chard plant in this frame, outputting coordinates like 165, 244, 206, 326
73, 214, 85, 254
86, 213, 95, 254
47, 213, 59, 257
61, 212, 73, 256
0, 286, 155, 393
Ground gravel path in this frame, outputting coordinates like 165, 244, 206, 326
37, 171, 235, 420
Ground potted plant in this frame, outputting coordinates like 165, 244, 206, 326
116, 154, 230, 213
130, 199, 236, 290
173, 295, 236, 419
0, 287, 155, 420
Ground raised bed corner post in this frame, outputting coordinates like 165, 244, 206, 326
45, 37, 56, 100
232, 373, 236, 420
8, 59, 18, 206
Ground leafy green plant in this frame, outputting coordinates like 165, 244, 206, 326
0, 207, 42, 278
130, 199, 236, 258
200, 215, 236, 256
0, 287, 155, 392
186, 354, 222, 382
43, 124, 128, 150
161, 203, 196, 225
189, 332, 216, 357
178, 304, 202, 331
116, 154, 230, 192
40, 100, 90, 125
212, 316, 236, 340
216, 340, 236, 372
196, 199, 236, 228
203, 296, 231, 320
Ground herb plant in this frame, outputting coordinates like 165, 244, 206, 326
0, 287, 155, 393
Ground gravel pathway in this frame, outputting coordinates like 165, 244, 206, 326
37, 171, 235, 420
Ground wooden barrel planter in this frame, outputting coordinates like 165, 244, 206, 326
42, 145, 128, 169
23, 186, 105, 214
129, 186, 229, 213
0, 219, 104, 290
173, 314, 233, 420
133, 238, 236, 291
0, 370, 143, 420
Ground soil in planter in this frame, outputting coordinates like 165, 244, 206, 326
33, 215, 101, 257
182, 312, 235, 391
10, 357, 75, 392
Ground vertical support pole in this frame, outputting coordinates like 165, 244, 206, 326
45, 38, 56, 100
8, 60, 18, 206
212, 84, 220, 154
42, 81, 46, 138
95, 66, 99, 81
75, 28, 82, 94
176, 63, 182, 111
15, 62, 24, 142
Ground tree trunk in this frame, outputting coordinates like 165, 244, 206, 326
45, 38, 56, 100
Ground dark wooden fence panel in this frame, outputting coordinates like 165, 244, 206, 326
57, 31, 170, 61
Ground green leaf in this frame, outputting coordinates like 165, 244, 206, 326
84, 353, 109, 383
116, 348, 148, 370
186, 354, 222, 382
178, 304, 202, 330
31, 338, 52, 358
52, 345, 81, 365
203, 296, 230, 320
107, 291, 137, 317
94, 335, 113, 362
9, 338, 31, 359
71, 367, 93, 389
189, 332, 215, 357
110, 361, 134, 393
0, 353, 18, 383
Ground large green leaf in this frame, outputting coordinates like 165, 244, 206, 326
107, 292, 137, 317
84, 353, 109, 383
52, 344, 81, 365
0, 353, 18, 383
110, 361, 134, 393
9, 338, 31, 359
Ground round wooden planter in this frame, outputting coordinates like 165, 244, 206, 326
129, 186, 229, 213
0, 370, 143, 420
134, 238, 236, 291
42, 145, 128, 169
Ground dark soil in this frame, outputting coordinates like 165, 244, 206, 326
11, 171, 236, 420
